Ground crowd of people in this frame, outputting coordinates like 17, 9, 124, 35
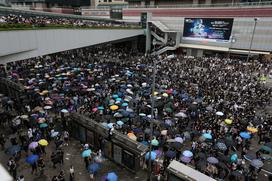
0, 44, 272, 181
0, 14, 136, 28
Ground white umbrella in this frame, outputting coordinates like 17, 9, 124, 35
44, 106, 52, 110
216, 111, 224, 116
175, 112, 187, 118
126, 89, 133, 95
20, 115, 29, 119
61, 109, 69, 113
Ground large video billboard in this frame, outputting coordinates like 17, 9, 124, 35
183, 18, 233, 42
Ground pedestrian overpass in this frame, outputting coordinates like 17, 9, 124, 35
0, 29, 144, 64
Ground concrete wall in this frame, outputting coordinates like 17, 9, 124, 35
0, 29, 143, 64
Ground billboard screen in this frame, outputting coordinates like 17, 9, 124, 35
183, 18, 233, 42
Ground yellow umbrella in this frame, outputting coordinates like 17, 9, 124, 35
247, 127, 258, 133
38, 139, 48, 146
224, 119, 233, 125
110, 105, 119, 111
162, 93, 168, 97
153, 91, 159, 96
42, 90, 49, 95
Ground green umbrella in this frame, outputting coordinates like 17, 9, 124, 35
260, 76, 268, 81
261, 146, 272, 153
165, 107, 173, 113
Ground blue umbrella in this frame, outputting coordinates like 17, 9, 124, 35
202, 133, 212, 139
116, 98, 122, 102
26, 154, 39, 165
239, 132, 251, 139
145, 151, 157, 160
207, 156, 219, 164
183, 150, 193, 157
251, 159, 264, 168
107, 172, 118, 181
6, 145, 21, 155
82, 149, 92, 158
39, 123, 48, 128
88, 163, 101, 173
116, 121, 124, 126
112, 95, 119, 99
107, 123, 114, 129
98, 106, 104, 110
121, 102, 128, 107
230, 153, 238, 162
132, 128, 143, 133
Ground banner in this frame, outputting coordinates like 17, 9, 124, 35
183, 18, 233, 42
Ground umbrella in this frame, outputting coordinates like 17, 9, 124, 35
180, 156, 191, 163
165, 119, 173, 126
33, 106, 43, 112
88, 163, 101, 173
107, 123, 114, 129
139, 113, 146, 117
161, 130, 167, 136
44, 106, 52, 110
154, 150, 163, 158
230, 153, 238, 162
165, 108, 173, 113
175, 137, 184, 144
207, 157, 219, 164
166, 150, 176, 159
216, 142, 227, 151
51, 131, 59, 138
127, 133, 137, 141
82, 149, 92, 158
26, 154, 39, 165
145, 151, 157, 160
6, 145, 21, 155
20, 115, 29, 119
38, 139, 48, 146
28, 142, 38, 149
216, 111, 224, 116
250, 159, 264, 168
183, 150, 193, 157
202, 133, 212, 140
107, 172, 118, 181
260, 76, 268, 81
260, 145, 272, 153
37, 118, 46, 123
162, 93, 168, 97
231, 170, 243, 177
151, 139, 159, 146
121, 102, 128, 107
112, 94, 119, 98
110, 105, 119, 111
247, 127, 258, 133
98, 106, 104, 110
39, 123, 48, 128
92, 108, 98, 112
224, 119, 233, 125
239, 132, 251, 139
175, 112, 187, 118
116, 120, 124, 126
113, 112, 123, 118
60, 109, 69, 113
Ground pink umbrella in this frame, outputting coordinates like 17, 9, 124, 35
92, 108, 98, 112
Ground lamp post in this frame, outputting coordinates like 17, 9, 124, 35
148, 54, 174, 181
246, 18, 258, 61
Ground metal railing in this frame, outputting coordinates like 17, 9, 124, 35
125, 1, 272, 9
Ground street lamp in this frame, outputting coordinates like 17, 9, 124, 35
246, 18, 259, 61
148, 54, 175, 181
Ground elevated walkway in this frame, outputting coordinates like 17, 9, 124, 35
0, 29, 143, 63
